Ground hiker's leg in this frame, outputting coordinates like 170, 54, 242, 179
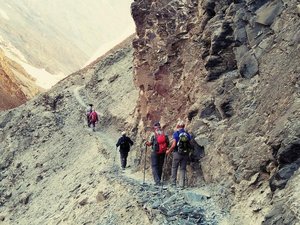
171, 152, 180, 186
123, 151, 128, 168
87, 116, 90, 127
179, 155, 188, 187
120, 151, 126, 169
157, 153, 165, 181
151, 152, 160, 184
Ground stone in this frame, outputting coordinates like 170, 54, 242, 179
79, 197, 88, 206
19, 193, 32, 205
248, 172, 260, 186
277, 140, 300, 166
269, 160, 300, 191
0, 215, 5, 221
256, 0, 284, 26
238, 51, 259, 78
151, 200, 161, 209
200, 102, 222, 120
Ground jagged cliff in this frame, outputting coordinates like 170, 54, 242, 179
131, 0, 299, 224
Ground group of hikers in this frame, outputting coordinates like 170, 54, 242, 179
115, 120, 192, 189
85, 103, 192, 188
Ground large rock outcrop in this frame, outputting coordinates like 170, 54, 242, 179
131, 0, 299, 223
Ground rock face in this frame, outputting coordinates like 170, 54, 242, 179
131, 0, 299, 224
0, 50, 40, 110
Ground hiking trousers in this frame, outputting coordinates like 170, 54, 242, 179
90, 121, 96, 131
120, 151, 129, 169
151, 152, 165, 184
87, 115, 91, 127
171, 152, 188, 187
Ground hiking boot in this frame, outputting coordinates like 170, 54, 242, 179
154, 181, 161, 186
170, 183, 176, 188
178, 186, 185, 190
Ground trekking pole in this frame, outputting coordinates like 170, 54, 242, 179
160, 153, 168, 192
143, 145, 147, 185
114, 146, 117, 170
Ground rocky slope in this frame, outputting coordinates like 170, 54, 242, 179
131, 0, 299, 224
0, 36, 140, 224
0, 50, 40, 110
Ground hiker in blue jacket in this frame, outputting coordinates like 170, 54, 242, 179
166, 120, 192, 188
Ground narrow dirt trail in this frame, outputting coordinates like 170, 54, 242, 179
72, 85, 151, 182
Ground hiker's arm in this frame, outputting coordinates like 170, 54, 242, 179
166, 139, 176, 155
145, 134, 154, 146
129, 138, 134, 146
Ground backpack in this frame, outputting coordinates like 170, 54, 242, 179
177, 132, 192, 155
90, 111, 98, 122
155, 132, 168, 154
86, 109, 92, 116
119, 137, 130, 150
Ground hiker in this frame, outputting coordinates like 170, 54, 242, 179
89, 109, 98, 131
86, 104, 93, 127
146, 122, 169, 186
166, 120, 192, 188
116, 131, 134, 170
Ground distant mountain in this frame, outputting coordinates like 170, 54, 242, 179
0, 0, 134, 110
0, 49, 40, 110
0, 0, 134, 75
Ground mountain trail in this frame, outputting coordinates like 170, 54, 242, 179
71, 84, 230, 225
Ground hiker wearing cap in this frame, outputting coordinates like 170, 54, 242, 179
166, 120, 192, 188
116, 131, 134, 170
146, 122, 169, 185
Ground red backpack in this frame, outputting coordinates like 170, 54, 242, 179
155, 131, 168, 154
89, 111, 98, 122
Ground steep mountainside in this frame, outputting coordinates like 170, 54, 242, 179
131, 0, 299, 224
0, 37, 141, 224
0, 50, 40, 110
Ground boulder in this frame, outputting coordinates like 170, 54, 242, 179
256, 0, 284, 26
238, 51, 259, 78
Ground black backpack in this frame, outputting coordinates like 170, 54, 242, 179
177, 132, 193, 155
120, 137, 130, 149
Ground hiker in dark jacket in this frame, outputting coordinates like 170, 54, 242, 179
116, 131, 134, 170
146, 122, 169, 185
166, 120, 192, 188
